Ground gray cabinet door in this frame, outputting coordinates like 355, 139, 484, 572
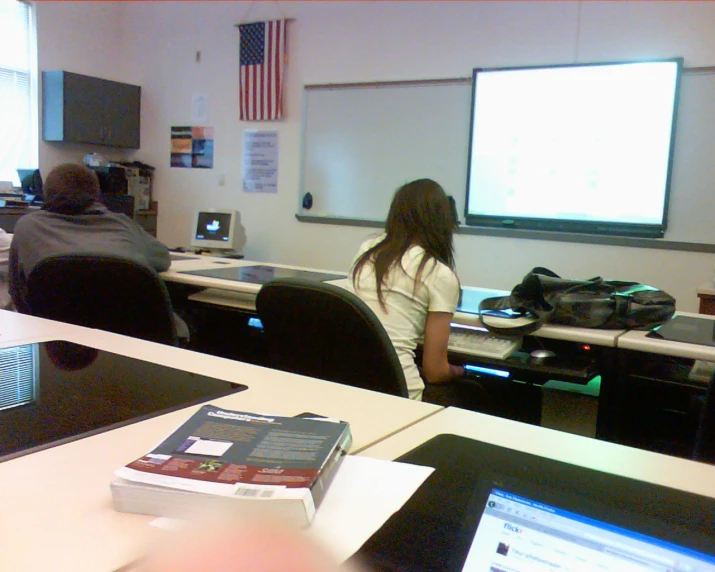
62, 73, 107, 145
102, 80, 140, 149
42, 71, 141, 149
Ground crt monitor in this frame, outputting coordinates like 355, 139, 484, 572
190, 209, 245, 253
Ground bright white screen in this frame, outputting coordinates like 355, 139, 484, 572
462, 489, 715, 571
466, 61, 680, 232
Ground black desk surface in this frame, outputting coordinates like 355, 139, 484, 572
0, 341, 246, 461
170, 253, 200, 261
351, 434, 715, 571
647, 315, 715, 347
179, 264, 347, 285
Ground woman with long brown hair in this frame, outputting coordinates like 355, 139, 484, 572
351, 178, 463, 400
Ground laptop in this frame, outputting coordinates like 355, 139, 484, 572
351, 434, 715, 571
462, 486, 714, 571
17, 169, 42, 204
17, 168, 35, 183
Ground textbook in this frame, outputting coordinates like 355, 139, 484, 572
110, 405, 352, 526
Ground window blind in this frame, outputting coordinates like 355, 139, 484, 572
0, 344, 38, 411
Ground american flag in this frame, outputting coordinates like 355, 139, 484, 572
239, 20, 287, 121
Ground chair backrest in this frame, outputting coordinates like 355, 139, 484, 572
26, 253, 178, 346
694, 374, 715, 463
256, 277, 409, 398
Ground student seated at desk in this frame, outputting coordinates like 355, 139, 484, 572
8, 163, 188, 338
350, 179, 465, 401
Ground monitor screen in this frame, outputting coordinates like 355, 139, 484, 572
465, 58, 682, 238
463, 488, 715, 571
17, 168, 35, 182
191, 209, 246, 252
195, 211, 232, 243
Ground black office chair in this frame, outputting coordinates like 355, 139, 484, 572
694, 374, 715, 464
255, 277, 409, 398
26, 253, 179, 346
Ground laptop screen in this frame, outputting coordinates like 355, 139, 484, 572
463, 488, 715, 571
17, 168, 34, 182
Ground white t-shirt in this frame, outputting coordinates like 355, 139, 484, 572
350, 235, 460, 400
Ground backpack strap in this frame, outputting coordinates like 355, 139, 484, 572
478, 295, 543, 336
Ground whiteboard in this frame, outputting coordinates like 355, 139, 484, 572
300, 80, 472, 222
299, 72, 715, 246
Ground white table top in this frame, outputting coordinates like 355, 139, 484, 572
0, 314, 441, 572
0, 311, 709, 570
0, 309, 85, 347
161, 256, 347, 295
16, 319, 441, 452
359, 406, 715, 502
618, 311, 715, 360
0, 399, 438, 572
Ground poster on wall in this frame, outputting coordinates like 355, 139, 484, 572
170, 126, 214, 169
242, 130, 278, 193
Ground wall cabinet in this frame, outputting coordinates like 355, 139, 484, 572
42, 71, 141, 149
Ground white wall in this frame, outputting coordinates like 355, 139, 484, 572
35, 1, 715, 311
35, 2, 140, 169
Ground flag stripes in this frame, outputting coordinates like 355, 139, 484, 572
239, 20, 286, 121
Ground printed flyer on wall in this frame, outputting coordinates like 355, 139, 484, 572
242, 130, 278, 193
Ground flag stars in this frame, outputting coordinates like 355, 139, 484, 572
240, 23, 265, 66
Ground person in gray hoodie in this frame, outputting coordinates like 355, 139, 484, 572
8, 163, 186, 336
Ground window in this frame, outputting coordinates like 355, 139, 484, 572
0, 344, 38, 411
0, 0, 37, 187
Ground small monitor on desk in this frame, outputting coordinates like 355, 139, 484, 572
190, 209, 246, 255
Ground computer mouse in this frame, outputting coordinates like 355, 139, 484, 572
530, 349, 556, 361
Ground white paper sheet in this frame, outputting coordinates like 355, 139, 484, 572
149, 455, 433, 563
306, 455, 434, 562
242, 130, 278, 193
